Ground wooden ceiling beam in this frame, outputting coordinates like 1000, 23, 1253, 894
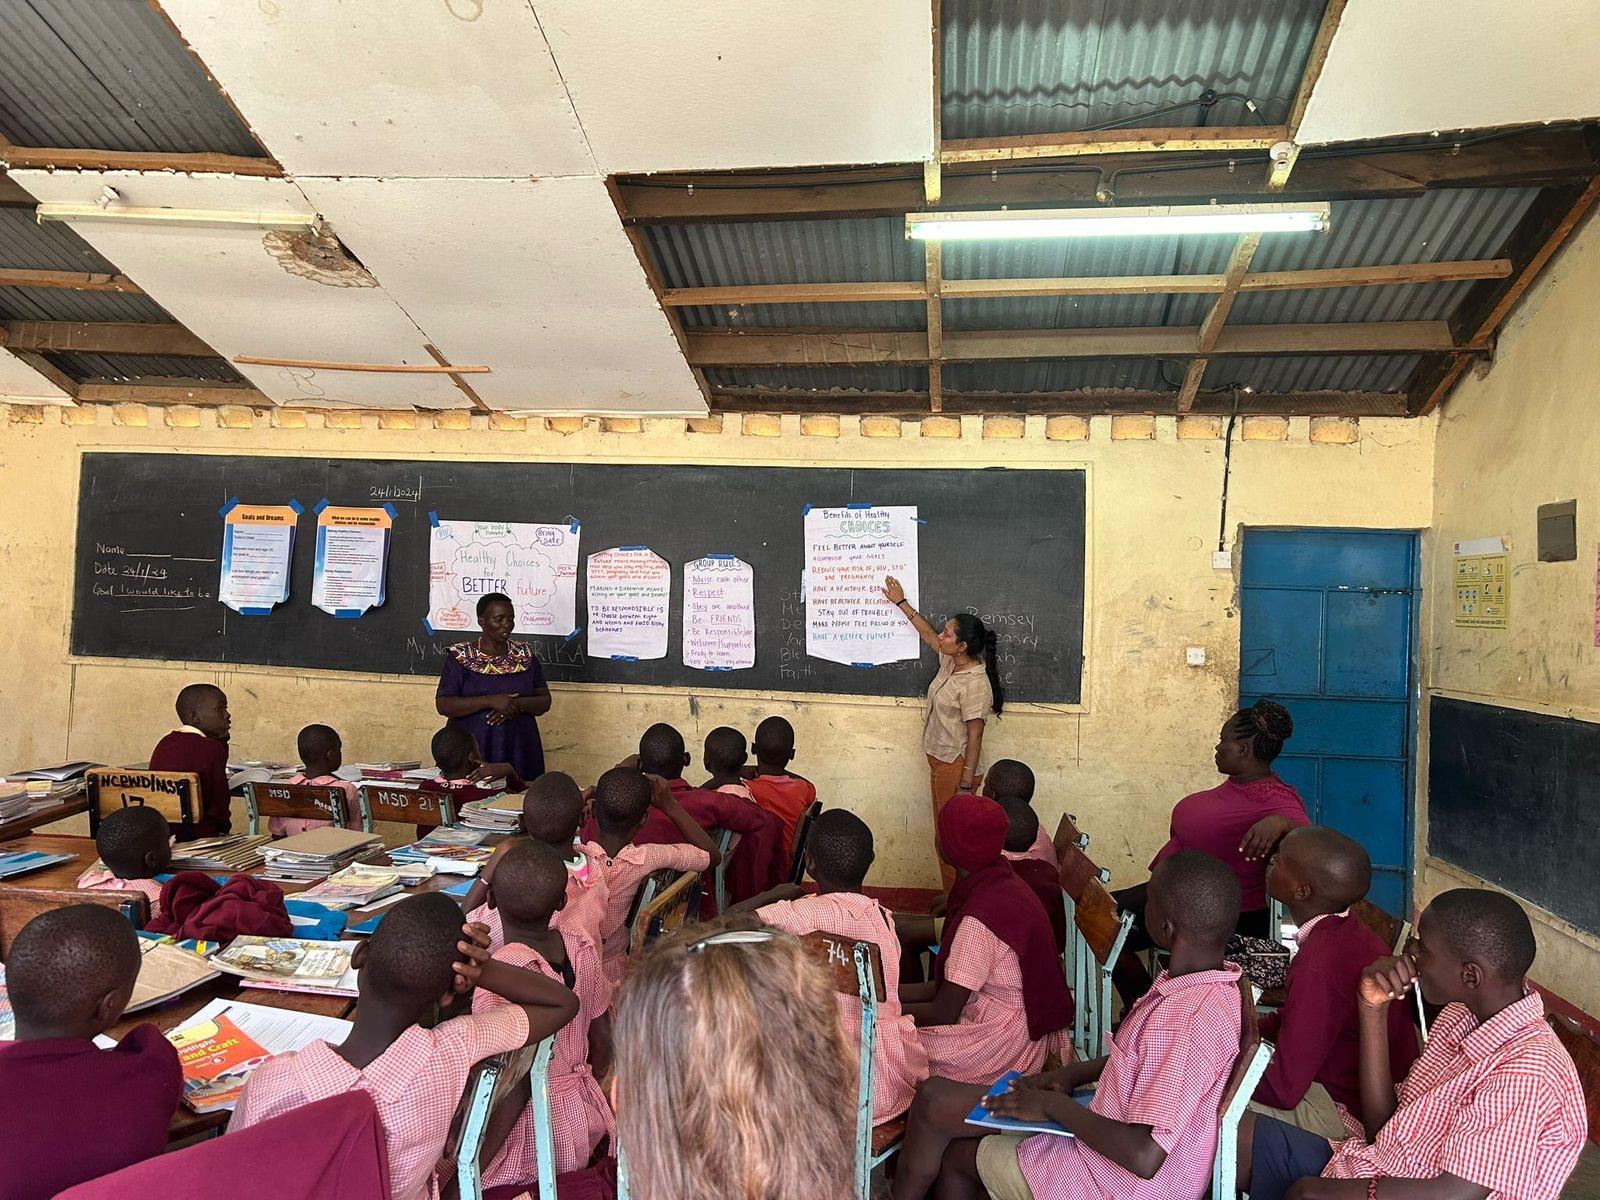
1179, 234, 1262, 411
614, 127, 1600, 224
940, 125, 1287, 165
658, 259, 1512, 309
1, 320, 216, 358
0, 137, 280, 178
706, 387, 1406, 417
0, 268, 144, 294
1409, 175, 1600, 415
72, 382, 269, 407
687, 321, 1459, 367
5, 349, 79, 397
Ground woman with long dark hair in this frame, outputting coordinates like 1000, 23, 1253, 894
883, 576, 1004, 889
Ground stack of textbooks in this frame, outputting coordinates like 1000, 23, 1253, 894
335, 761, 427, 783
0, 848, 74, 879
258, 827, 382, 884
457, 794, 523, 835
389, 827, 495, 875
166, 998, 353, 1113
170, 834, 273, 873
0, 782, 29, 824
211, 936, 360, 998
8, 762, 98, 784
294, 863, 405, 910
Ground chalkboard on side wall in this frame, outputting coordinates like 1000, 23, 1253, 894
72, 453, 1086, 704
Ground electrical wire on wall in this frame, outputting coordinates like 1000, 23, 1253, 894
1217, 388, 1248, 554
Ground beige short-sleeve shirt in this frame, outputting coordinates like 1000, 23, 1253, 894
922, 658, 994, 761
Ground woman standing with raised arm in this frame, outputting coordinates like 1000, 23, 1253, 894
884, 575, 1004, 890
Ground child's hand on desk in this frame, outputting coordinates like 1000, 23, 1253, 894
448, 921, 493, 1004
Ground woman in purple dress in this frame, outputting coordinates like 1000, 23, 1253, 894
434, 592, 552, 783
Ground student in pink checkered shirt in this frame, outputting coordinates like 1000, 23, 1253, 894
1242, 888, 1586, 1200
76, 805, 171, 921
889, 850, 1246, 1200
230, 892, 579, 1200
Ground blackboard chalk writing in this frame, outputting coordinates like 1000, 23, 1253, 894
96, 542, 126, 555
93, 583, 211, 601
369, 482, 423, 502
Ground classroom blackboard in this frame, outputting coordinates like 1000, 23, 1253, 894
1428, 696, 1600, 935
71, 453, 1085, 703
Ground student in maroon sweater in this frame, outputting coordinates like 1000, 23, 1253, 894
0, 905, 182, 1200
148, 682, 233, 837
1250, 826, 1420, 1137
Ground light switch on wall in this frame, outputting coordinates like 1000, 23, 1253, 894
1186, 646, 1206, 667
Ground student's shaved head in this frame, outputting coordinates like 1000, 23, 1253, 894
984, 759, 1035, 803
807, 809, 873, 887
594, 767, 653, 833
1281, 826, 1371, 909
95, 805, 170, 878
703, 727, 748, 774
521, 771, 584, 845
490, 839, 569, 923
639, 723, 687, 778
365, 892, 463, 1004
175, 682, 224, 723
431, 726, 477, 775
9, 905, 139, 1029
753, 716, 796, 765
1427, 888, 1537, 983
1151, 851, 1240, 947
997, 797, 1039, 854
297, 723, 340, 763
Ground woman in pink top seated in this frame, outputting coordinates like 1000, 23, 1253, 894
1113, 699, 1308, 1002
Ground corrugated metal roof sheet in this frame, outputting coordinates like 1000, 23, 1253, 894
0, 207, 118, 274
942, 0, 1326, 140
44, 351, 246, 383
0, 287, 171, 323
943, 358, 1176, 393
0, 0, 263, 155
1228, 189, 1540, 325
1201, 355, 1419, 392
703, 365, 928, 393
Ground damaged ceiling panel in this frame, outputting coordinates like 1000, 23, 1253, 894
0, 349, 70, 403
301, 175, 705, 415
10, 171, 470, 409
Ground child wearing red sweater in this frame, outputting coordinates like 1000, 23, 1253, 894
147, 682, 232, 837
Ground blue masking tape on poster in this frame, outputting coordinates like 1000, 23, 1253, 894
621, 545, 647, 552
611, 655, 639, 663
566, 515, 581, 532
705, 553, 734, 560
564, 627, 583, 644
314, 498, 330, 514
846, 502, 873, 509
334, 609, 363, 619
914, 517, 927, 524
428, 510, 439, 527
218, 496, 240, 517
382, 502, 398, 519
423, 619, 435, 635
238, 607, 273, 617
288, 499, 304, 515
703, 666, 734, 672
851, 662, 874, 669
801, 503, 813, 515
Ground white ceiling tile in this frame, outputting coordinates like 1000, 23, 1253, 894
0, 351, 72, 403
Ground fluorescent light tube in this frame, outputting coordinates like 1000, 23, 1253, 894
35, 203, 319, 231
905, 202, 1331, 241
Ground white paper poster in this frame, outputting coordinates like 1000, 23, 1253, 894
586, 546, 671, 661
683, 555, 756, 671
804, 504, 921, 666
218, 499, 300, 615
427, 517, 580, 637
312, 504, 393, 618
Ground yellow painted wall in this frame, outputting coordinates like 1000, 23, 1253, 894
1422, 215, 1600, 1013
0, 407, 1432, 889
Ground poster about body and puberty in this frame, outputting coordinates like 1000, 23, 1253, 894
427, 517, 580, 637
804, 504, 921, 666
587, 547, 671, 661
217, 499, 301, 615
683, 555, 756, 671
312, 503, 394, 618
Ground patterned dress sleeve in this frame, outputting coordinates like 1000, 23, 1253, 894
436, 648, 467, 698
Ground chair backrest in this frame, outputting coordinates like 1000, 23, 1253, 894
85, 768, 199, 834
801, 932, 884, 1200
245, 782, 350, 834
0, 887, 148, 958
712, 828, 742, 913
442, 1038, 553, 1200
358, 784, 456, 832
1057, 837, 1109, 906
1051, 811, 1090, 860
1351, 899, 1404, 952
623, 867, 681, 937
1211, 976, 1275, 1200
629, 869, 700, 956
788, 800, 824, 885
1074, 874, 1129, 966
1216, 976, 1263, 1113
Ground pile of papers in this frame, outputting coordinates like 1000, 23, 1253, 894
227, 761, 296, 790
7, 762, 98, 782
212, 936, 360, 998
0, 848, 74, 879
125, 938, 222, 1014
389, 827, 495, 875
0, 783, 29, 823
171, 834, 273, 873
166, 997, 353, 1112
335, 762, 427, 783
457, 793, 523, 835
258, 827, 381, 884
295, 863, 404, 910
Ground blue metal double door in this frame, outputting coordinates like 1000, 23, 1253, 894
1239, 529, 1418, 916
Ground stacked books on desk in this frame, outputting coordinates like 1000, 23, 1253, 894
212, 936, 361, 998
170, 834, 273, 873
336, 761, 427, 783
258, 827, 382, 884
8, 762, 98, 783
294, 863, 405, 910
389, 827, 495, 875
457, 793, 523, 835
167, 997, 353, 1113
0, 848, 75, 879
0, 783, 29, 824
227, 761, 296, 790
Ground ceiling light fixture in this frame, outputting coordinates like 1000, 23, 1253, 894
904, 202, 1331, 242
35, 203, 320, 231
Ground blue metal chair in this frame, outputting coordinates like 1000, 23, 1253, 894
1212, 977, 1274, 1200
712, 828, 742, 913
1071, 874, 1135, 1061
445, 1036, 556, 1200
801, 930, 901, 1200
628, 869, 701, 956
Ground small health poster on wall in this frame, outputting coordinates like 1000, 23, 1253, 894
683, 555, 756, 671
1452, 536, 1510, 629
427, 517, 580, 637
804, 503, 921, 666
312, 503, 394, 618
587, 546, 671, 661
217, 499, 301, 615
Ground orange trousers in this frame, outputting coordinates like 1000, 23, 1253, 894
928, 752, 981, 892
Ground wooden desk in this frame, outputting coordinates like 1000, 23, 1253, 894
0, 793, 88, 843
